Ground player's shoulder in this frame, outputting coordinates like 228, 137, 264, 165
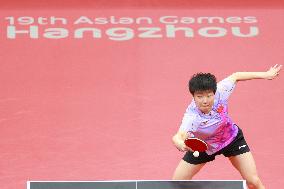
186, 100, 199, 114
216, 77, 236, 94
217, 77, 236, 86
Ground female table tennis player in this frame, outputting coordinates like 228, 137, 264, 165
172, 64, 282, 189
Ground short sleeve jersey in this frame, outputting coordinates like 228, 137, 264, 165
179, 78, 238, 155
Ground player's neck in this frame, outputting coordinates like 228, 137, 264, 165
201, 110, 211, 115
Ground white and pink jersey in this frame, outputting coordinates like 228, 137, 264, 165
179, 78, 239, 155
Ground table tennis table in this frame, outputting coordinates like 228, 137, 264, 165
27, 180, 246, 189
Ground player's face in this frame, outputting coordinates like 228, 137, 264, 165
193, 90, 215, 114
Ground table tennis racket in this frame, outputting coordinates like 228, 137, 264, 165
184, 138, 208, 157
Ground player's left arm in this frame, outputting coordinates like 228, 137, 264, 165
227, 64, 282, 83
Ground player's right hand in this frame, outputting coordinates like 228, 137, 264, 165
175, 140, 191, 152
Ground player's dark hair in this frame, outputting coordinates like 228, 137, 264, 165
188, 73, 217, 95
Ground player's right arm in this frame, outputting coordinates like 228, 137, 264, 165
172, 130, 191, 152
174, 103, 196, 152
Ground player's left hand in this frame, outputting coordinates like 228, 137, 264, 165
265, 64, 282, 80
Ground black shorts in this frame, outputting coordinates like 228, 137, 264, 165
182, 127, 250, 165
